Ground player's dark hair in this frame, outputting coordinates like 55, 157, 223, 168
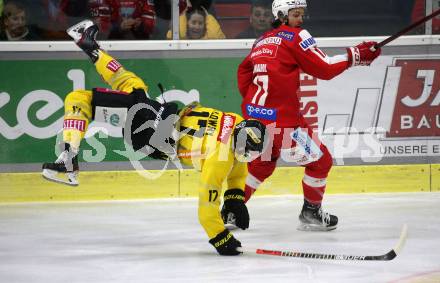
272, 19, 283, 28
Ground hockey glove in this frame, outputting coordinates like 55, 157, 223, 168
347, 41, 381, 67
221, 189, 249, 230
209, 229, 242, 256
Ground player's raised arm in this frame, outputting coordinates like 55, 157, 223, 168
292, 31, 381, 80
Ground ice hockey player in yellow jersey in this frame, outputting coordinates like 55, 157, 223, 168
42, 20, 267, 256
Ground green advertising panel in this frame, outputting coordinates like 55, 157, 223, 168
0, 58, 243, 164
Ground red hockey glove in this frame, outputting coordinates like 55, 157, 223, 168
347, 41, 381, 67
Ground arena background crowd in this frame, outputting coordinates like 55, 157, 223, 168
0, 0, 433, 41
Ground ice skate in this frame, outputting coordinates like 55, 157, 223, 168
67, 19, 100, 58
42, 146, 79, 186
297, 200, 338, 231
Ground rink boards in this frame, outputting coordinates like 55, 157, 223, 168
0, 164, 439, 202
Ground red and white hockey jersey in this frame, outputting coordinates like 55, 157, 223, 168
89, 0, 155, 38
237, 25, 349, 127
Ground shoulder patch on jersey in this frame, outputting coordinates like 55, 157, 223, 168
254, 36, 282, 48
277, 31, 295, 41
298, 29, 317, 51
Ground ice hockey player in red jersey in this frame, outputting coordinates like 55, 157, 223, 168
236, 0, 381, 231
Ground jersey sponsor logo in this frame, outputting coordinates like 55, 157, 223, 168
94, 106, 128, 127
110, 114, 120, 126
254, 36, 282, 48
246, 104, 277, 120
63, 119, 86, 132
299, 36, 317, 51
106, 60, 122, 72
277, 31, 295, 41
250, 45, 278, 59
290, 127, 323, 160
217, 114, 236, 143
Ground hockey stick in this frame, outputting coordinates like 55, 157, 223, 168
244, 224, 407, 261
372, 9, 440, 51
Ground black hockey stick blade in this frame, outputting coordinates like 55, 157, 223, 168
372, 9, 440, 51
245, 224, 408, 261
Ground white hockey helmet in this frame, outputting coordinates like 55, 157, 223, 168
272, 0, 307, 19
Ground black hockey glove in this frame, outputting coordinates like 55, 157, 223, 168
209, 229, 242, 256
221, 189, 249, 230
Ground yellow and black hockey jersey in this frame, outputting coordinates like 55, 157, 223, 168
178, 103, 247, 239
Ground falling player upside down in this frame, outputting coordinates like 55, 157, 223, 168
42, 20, 267, 256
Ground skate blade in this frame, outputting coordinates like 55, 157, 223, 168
66, 20, 94, 41
42, 169, 79, 186
297, 222, 337, 232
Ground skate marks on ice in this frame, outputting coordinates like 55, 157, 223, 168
0, 193, 439, 283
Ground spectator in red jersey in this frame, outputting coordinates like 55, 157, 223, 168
88, 0, 155, 40
88, 0, 112, 39
234, 0, 381, 232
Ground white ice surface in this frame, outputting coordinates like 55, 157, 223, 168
0, 193, 439, 283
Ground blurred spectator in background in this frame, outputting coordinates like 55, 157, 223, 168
236, 0, 272, 39
166, 0, 225, 39
186, 6, 208, 39
89, 0, 156, 39
87, 0, 113, 39
411, 0, 425, 34
42, 0, 88, 39
152, 0, 186, 39
0, 0, 40, 40
0, 0, 3, 15
411, 0, 439, 34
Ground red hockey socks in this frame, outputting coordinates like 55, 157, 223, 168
302, 175, 326, 205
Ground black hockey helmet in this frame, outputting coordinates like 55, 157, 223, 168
232, 119, 267, 161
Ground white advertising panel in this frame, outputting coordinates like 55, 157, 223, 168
298, 55, 440, 164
